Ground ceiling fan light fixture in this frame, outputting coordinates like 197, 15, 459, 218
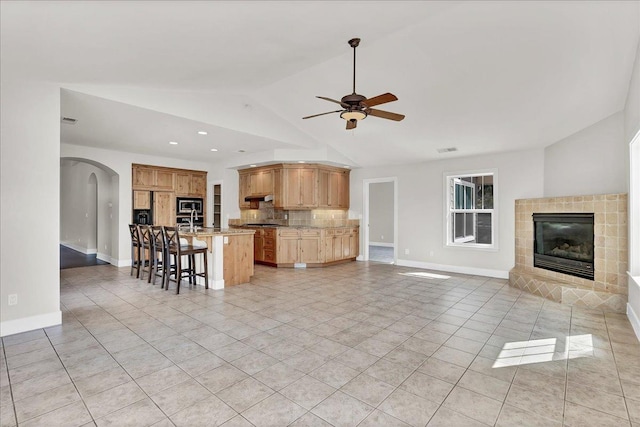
340, 110, 367, 121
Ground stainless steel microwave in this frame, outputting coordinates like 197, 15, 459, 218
176, 198, 203, 214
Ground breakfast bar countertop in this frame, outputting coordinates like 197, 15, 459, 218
179, 227, 256, 237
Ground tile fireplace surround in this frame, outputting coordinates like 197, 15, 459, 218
510, 194, 628, 312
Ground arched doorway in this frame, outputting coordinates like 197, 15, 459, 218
60, 158, 118, 268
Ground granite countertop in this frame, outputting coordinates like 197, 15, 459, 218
180, 227, 256, 237
231, 224, 358, 230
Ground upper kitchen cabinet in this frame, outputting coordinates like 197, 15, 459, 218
279, 166, 318, 209
238, 164, 350, 210
175, 171, 207, 198
318, 167, 350, 209
132, 164, 174, 191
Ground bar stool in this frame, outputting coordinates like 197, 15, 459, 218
163, 226, 208, 294
128, 224, 142, 278
138, 225, 153, 281
150, 226, 166, 286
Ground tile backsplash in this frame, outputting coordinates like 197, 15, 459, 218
231, 203, 355, 227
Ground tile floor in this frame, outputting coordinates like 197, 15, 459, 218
1, 262, 639, 427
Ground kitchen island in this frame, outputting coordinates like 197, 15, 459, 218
179, 228, 255, 289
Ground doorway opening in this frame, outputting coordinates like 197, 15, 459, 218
363, 178, 397, 263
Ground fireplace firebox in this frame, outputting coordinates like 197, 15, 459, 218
532, 213, 594, 280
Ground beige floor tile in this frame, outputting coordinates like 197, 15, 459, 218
443, 386, 503, 425
364, 359, 414, 387
564, 401, 631, 427
340, 373, 395, 407
458, 370, 511, 402
426, 406, 489, 426
15, 383, 81, 423
242, 393, 306, 427
379, 388, 440, 427
417, 357, 467, 384
311, 390, 373, 427
20, 401, 92, 427
400, 371, 454, 404
216, 377, 274, 412
432, 346, 476, 368
195, 363, 248, 393
504, 384, 564, 422
73, 366, 132, 398
280, 375, 336, 410
150, 378, 212, 416
566, 380, 629, 419
95, 398, 166, 427
495, 403, 562, 427
170, 397, 237, 427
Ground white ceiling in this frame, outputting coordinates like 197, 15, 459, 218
2, 1, 639, 168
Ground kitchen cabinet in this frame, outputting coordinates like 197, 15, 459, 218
133, 190, 151, 209
239, 172, 251, 209
239, 164, 348, 210
318, 168, 350, 209
280, 167, 317, 209
276, 228, 321, 265
153, 191, 175, 226
133, 166, 175, 190
250, 169, 274, 196
176, 172, 207, 197
322, 227, 359, 263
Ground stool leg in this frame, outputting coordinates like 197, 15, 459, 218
203, 251, 209, 289
176, 254, 182, 295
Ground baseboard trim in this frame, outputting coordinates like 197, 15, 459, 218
395, 259, 509, 279
117, 259, 132, 268
0, 310, 62, 337
211, 279, 225, 290
627, 274, 640, 341
369, 242, 394, 248
96, 252, 115, 265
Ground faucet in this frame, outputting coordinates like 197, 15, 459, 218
189, 209, 198, 231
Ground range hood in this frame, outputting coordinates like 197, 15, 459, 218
244, 194, 273, 202
244, 194, 273, 209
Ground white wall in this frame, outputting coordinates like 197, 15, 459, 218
60, 160, 116, 262
543, 112, 627, 197
625, 40, 640, 145
351, 148, 545, 278
369, 182, 395, 245
1, 81, 62, 336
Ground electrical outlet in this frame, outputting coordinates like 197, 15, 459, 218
381, 235, 384, 240
8, 294, 17, 306
284, 214, 288, 220
313, 214, 316, 219
404, 249, 410, 255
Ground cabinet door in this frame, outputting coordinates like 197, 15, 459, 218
323, 230, 335, 262
153, 192, 175, 226
278, 238, 298, 264
349, 229, 359, 258
175, 173, 191, 196
299, 168, 317, 208
239, 173, 251, 209
133, 167, 154, 188
338, 171, 350, 208
329, 171, 341, 207
300, 235, 321, 263
254, 229, 264, 262
191, 173, 206, 197
259, 170, 274, 195
133, 191, 151, 209
318, 169, 330, 208
341, 234, 351, 259
155, 170, 174, 190
283, 169, 301, 208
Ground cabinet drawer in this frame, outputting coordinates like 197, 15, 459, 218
301, 229, 321, 237
278, 229, 299, 238
263, 249, 275, 262
263, 237, 275, 249
263, 228, 276, 238
333, 228, 346, 236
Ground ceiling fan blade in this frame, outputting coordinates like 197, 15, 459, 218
367, 108, 405, 121
317, 96, 350, 108
303, 110, 343, 120
362, 93, 398, 108
346, 119, 357, 130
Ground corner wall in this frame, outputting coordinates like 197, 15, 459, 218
1, 81, 62, 336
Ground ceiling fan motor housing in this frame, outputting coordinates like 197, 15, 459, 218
341, 93, 367, 108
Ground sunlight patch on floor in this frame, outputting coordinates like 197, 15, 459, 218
399, 271, 452, 280
493, 334, 594, 368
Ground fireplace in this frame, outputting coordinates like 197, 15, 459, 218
533, 213, 594, 280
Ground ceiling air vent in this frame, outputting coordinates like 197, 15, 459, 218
61, 117, 77, 125
437, 147, 457, 153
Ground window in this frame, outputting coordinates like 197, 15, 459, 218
446, 171, 495, 248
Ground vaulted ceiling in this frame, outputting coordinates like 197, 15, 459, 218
2, 1, 638, 167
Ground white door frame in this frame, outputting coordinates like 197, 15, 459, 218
362, 177, 398, 262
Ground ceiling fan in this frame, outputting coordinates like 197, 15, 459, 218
303, 38, 405, 130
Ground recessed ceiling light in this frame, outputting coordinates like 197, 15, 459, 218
210, 148, 218, 152
238, 149, 246, 153
437, 147, 457, 153
169, 141, 178, 145
343, 165, 350, 168
298, 160, 306, 163
250, 164, 257, 168
198, 131, 208, 135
